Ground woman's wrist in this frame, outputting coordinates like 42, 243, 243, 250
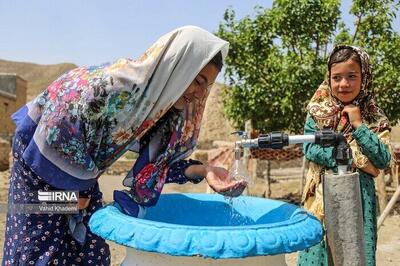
184, 164, 207, 180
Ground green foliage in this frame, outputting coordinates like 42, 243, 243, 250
347, 0, 400, 123
218, 0, 400, 133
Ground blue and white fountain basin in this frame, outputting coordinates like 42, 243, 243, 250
89, 193, 323, 266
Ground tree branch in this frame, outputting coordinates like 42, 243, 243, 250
352, 13, 362, 43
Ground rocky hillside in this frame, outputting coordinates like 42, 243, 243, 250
0, 59, 77, 101
198, 83, 237, 147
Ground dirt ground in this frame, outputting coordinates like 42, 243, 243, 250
0, 169, 398, 265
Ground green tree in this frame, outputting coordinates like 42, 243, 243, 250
217, 0, 400, 133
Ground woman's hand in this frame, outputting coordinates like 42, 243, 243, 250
185, 164, 247, 197
342, 105, 362, 128
204, 166, 247, 197
78, 197, 90, 210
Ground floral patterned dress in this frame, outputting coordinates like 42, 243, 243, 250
2, 113, 203, 266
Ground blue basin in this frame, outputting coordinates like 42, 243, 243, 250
89, 193, 322, 259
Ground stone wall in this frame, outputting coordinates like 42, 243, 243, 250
0, 73, 27, 169
0, 138, 10, 171
197, 84, 237, 149
0, 74, 27, 136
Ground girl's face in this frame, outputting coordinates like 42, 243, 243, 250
174, 63, 219, 110
330, 59, 362, 105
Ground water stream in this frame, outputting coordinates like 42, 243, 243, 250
229, 159, 252, 184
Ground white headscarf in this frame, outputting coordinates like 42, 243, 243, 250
14, 25, 229, 189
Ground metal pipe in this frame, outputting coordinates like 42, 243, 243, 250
235, 130, 341, 150
337, 165, 348, 175
235, 135, 317, 149
288, 135, 316, 145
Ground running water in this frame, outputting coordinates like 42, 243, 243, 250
229, 159, 252, 185
223, 159, 253, 223
224, 195, 235, 206
223, 195, 254, 226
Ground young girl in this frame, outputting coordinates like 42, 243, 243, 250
3, 26, 245, 265
298, 45, 393, 266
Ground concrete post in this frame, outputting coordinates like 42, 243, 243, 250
323, 172, 366, 266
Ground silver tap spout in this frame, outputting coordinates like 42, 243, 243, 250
235, 138, 260, 149
234, 143, 241, 160
232, 131, 258, 155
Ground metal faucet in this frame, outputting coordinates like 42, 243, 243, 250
232, 129, 352, 170
231, 131, 248, 160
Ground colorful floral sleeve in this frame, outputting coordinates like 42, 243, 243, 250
166, 159, 203, 184
303, 116, 337, 169
352, 124, 391, 169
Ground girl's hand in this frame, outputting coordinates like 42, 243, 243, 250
359, 162, 380, 177
352, 161, 380, 177
205, 166, 247, 197
342, 105, 362, 128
